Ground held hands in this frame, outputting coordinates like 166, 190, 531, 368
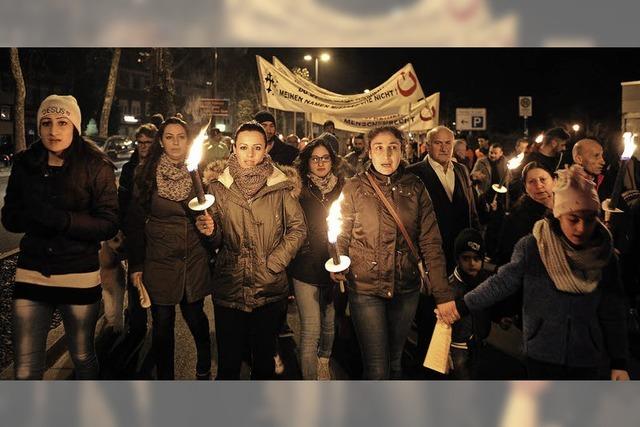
434, 301, 461, 325
195, 212, 215, 236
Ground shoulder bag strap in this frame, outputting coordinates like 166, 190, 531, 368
365, 172, 421, 262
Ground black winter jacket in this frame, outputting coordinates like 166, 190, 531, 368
289, 176, 345, 286
495, 195, 549, 266
1, 141, 118, 276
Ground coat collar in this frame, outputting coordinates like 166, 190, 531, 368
218, 165, 290, 191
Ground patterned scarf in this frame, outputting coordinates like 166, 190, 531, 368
308, 172, 338, 195
228, 153, 274, 199
532, 218, 612, 294
156, 153, 192, 202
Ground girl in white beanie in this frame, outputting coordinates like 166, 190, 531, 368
441, 164, 631, 380
1, 95, 118, 379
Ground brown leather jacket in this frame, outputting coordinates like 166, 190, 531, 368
337, 163, 453, 303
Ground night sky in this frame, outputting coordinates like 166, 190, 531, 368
255, 48, 640, 140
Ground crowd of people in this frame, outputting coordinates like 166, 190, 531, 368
2, 94, 639, 381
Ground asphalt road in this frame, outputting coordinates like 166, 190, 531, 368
0, 174, 21, 256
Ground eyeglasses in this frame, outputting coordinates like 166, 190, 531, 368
310, 155, 331, 164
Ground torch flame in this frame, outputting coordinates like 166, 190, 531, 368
507, 152, 525, 170
186, 124, 209, 172
327, 193, 345, 244
621, 132, 637, 160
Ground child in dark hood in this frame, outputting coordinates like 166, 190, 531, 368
449, 228, 491, 379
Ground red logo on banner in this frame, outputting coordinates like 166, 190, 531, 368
397, 71, 418, 97
420, 106, 437, 122
447, 0, 481, 22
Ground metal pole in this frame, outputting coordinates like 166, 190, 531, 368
315, 58, 319, 85
524, 116, 529, 136
213, 48, 218, 99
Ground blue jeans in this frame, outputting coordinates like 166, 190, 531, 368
349, 290, 420, 380
12, 298, 101, 380
293, 279, 335, 380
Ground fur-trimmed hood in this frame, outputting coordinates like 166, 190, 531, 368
203, 159, 302, 199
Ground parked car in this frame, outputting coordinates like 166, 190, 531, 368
0, 135, 14, 167
92, 135, 135, 161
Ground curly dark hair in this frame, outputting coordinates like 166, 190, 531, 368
135, 116, 190, 212
366, 126, 405, 148
295, 136, 338, 186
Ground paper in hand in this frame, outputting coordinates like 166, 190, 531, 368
423, 320, 452, 374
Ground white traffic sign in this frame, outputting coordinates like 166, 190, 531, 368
519, 96, 532, 117
456, 108, 486, 131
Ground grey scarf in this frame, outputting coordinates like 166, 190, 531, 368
156, 153, 192, 202
228, 153, 274, 200
308, 172, 338, 195
532, 218, 612, 294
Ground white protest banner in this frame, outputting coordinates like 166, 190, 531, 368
311, 92, 440, 133
229, 0, 517, 46
272, 56, 342, 98
257, 55, 425, 117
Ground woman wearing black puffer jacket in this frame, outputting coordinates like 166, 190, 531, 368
1, 95, 118, 380
289, 137, 345, 380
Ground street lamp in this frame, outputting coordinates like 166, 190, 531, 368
304, 52, 331, 85
572, 124, 580, 132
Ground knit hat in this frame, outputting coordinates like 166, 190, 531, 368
454, 228, 485, 259
37, 95, 82, 136
552, 164, 600, 218
254, 110, 276, 125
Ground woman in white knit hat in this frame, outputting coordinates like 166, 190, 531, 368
1, 95, 119, 379
440, 164, 630, 380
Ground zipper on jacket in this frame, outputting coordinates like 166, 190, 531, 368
183, 217, 188, 296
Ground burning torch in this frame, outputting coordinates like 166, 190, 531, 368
186, 124, 215, 212
491, 152, 525, 204
325, 193, 350, 293
602, 132, 637, 219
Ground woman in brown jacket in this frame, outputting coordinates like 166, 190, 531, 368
332, 126, 451, 380
127, 117, 213, 380
196, 121, 306, 380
